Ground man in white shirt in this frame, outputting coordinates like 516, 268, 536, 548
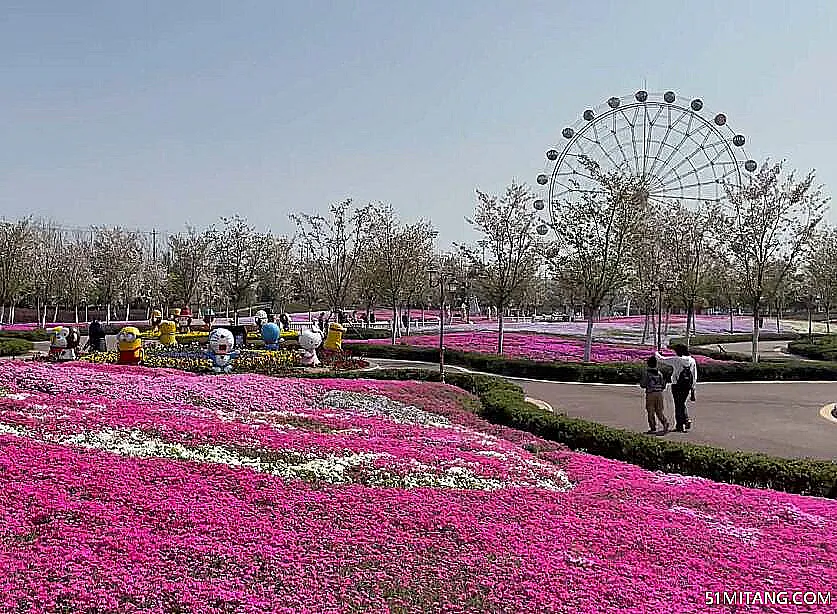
654, 344, 697, 432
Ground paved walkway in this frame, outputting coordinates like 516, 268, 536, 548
368, 359, 837, 461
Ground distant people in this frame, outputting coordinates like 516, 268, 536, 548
369, 312, 376, 324
401, 312, 409, 330
639, 356, 669, 435
655, 344, 697, 432
317, 312, 325, 332
279, 312, 290, 331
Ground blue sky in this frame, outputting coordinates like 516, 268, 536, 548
1, 0, 835, 245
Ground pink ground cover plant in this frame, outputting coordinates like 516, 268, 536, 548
0, 361, 834, 613
354, 331, 717, 364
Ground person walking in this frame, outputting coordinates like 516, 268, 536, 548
655, 344, 697, 432
639, 356, 669, 435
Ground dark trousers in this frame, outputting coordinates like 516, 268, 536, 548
671, 385, 691, 428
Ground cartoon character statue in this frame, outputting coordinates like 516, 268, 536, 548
298, 327, 324, 366
47, 326, 80, 362
178, 307, 193, 333
205, 328, 240, 373
323, 322, 346, 352
254, 310, 268, 329
261, 322, 282, 350
116, 326, 143, 365
158, 320, 178, 346
149, 309, 163, 333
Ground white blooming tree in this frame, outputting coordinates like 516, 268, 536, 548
724, 161, 828, 362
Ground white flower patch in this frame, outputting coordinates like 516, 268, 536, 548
322, 390, 453, 428
654, 472, 710, 487
776, 503, 828, 526
669, 505, 761, 544
0, 392, 32, 401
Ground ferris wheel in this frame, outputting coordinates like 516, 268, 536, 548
534, 90, 756, 233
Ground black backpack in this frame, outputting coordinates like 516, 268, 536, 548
677, 363, 694, 388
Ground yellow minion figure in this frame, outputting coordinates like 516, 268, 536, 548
323, 322, 346, 352
158, 320, 178, 346
116, 326, 143, 365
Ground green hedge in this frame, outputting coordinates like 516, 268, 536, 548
349, 342, 837, 382
787, 335, 837, 361
343, 368, 837, 498
671, 332, 800, 347
0, 328, 51, 342
0, 338, 33, 356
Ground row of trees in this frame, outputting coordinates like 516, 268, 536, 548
1, 157, 830, 364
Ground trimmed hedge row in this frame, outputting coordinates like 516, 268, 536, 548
0, 338, 33, 356
671, 332, 800, 347
0, 328, 51, 342
343, 368, 837, 498
787, 336, 837, 361
348, 342, 837, 382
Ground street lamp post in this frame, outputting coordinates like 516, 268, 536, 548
429, 266, 457, 383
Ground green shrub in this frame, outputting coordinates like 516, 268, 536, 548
788, 335, 837, 361
0, 338, 33, 356
338, 368, 837, 498
348, 342, 837, 382
0, 328, 51, 342
671, 332, 800, 346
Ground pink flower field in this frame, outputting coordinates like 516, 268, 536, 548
358, 331, 718, 363
0, 362, 834, 612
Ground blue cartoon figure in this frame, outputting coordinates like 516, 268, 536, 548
205, 327, 240, 374
261, 322, 282, 350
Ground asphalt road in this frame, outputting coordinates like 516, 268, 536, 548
368, 358, 836, 461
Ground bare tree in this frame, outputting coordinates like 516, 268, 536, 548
549, 159, 647, 361
91, 227, 144, 322
60, 238, 94, 323
725, 161, 828, 362
661, 202, 723, 347
167, 226, 217, 308
0, 218, 35, 324
260, 234, 296, 313
215, 216, 271, 323
465, 181, 539, 354
369, 205, 437, 343
290, 199, 376, 316
30, 223, 65, 326
804, 227, 837, 334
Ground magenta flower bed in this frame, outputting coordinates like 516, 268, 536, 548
357, 331, 717, 363
0, 361, 834, 612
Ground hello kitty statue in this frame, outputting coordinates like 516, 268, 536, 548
298, 327, 324, 367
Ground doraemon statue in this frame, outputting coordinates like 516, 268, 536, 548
261, 322, 282, 350
47, 326, 80, 362
205, 328, 240, 373
116, 326, 143, 365
298, 327, 324, 367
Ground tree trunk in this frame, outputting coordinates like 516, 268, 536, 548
125, 304, 131, 321
626, 297, 631, 318
391, 304, 398, 344
583, 307, 595, 362
0, 304, 4, 322
728, 302, 734, 332
827, 304, 831, 334
776, 299, 781, 333
685, 302, 694, 348
75, 305, 79, 324
497, 304, 506, 354
9, 304, 15, 324
808, 307, 814, 341
664, 307, 671, 336
641, 306, 650, 345
751, 303, 760, 364
53, 304, 59, 323
106, 303, 112, 323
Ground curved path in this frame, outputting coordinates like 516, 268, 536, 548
368, 359, 837, 461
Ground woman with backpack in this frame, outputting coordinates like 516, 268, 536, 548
655, 344, 697, 432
